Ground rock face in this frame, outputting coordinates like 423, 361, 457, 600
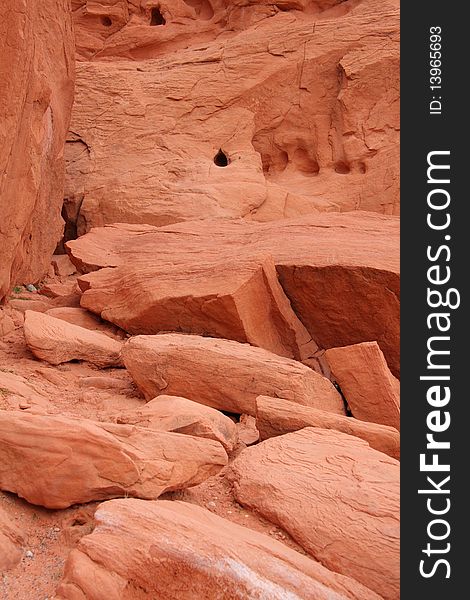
64, 0, 398, 244
0, 0, 75, 302
122, 334, 344, 415
55, 499, 382, 600
0, 412, 227, 509
256, 396, 400, 460
0, 370, 51, 413
24, 310, 124, 368
0, 507, 25, 572
228, 428, 400, 599
326, 341, 400, 429
116, 395, 238, 452
67, 211, 400, 375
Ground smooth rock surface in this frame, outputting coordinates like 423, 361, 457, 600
55, 499, 382, 600
228, 428, 400, 599
326, 341, 400, 429
256, 396, 400, 459
122, 334, 344, 416
115, 395, 238, 452
0, 412, 227, 509
24, 310, 124, 368
0, 0, 74, 302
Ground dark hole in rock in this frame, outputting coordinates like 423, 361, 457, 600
150, 7, 166, 25
334, 160, 351, 174
100, 16, 112, 27
214, 149, 229, 167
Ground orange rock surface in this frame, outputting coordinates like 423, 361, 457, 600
256, 395, 400, 459
0, 0, 75, 302
67, 212, 400, 375
64, 0, 398, 243
55, 499, 382, 600
122, 334, 344, 415
0, 412, 227, 509
228, 428, 400, 599
326, 341, 400, 429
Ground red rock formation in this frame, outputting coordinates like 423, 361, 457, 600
228, 428, 400, 599
55, 499, 382, 600
67, 212, 400, 374
326, 341, 400, 429
24, 310, 124, 368
0, 412, 227, 509
0, 507, 25, 572
256, 395, 400, 459
0, 0, 75, 302
122, 333, 344, 415
63, 0, 398, 242
115, 394, 238, 452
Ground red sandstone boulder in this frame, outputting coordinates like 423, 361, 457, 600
55, 499, 381, 600
46, 307, 126, 340
0, 0, 74, 302
122, 334, 344, 416
51, 254, 77, 278
24, 310, 124, 368
256, 396, 400, 460
115, 395, 238, 452
326, 341, 400, 430
0, 507, 25, 572
67, 212, 400, 374
0, 412, 227, 509
228, 428, 400, 599
0, 371, 51, 413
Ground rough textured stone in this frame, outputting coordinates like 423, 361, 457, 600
122, 334, 344, 416
65, 0, 398, 243
55, 499, 382, 600
67, 212, 400, 375
326, 341, 400, 429
51, 255, 77, 278
0, 371, 51, 413
115, 395, 238, 452
0, 0, 74, 302
24, 310, 124, 368
0, 412, 227, 509
46, 307, 127, 340
0, 507, 25, 572
256, 396, 400, 460
228, 428, 400, 599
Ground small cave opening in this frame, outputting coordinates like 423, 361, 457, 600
100, 16, 112, 27
334, 160, 351, 175
150, 7, 166, 26
214, 149, 230, 167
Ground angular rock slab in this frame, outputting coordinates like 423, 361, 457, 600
24, 310, 124, 368
0, 507, 25, 572
256, 396, 400, 460
0, 412, 227, 509
122, 334, 344, 416
326, 341, 400, 430
55, 499, 382, 600
67, 212, 400, 375
0, 0, 74, 302
228, 428, 400, 600
116, 395, 238, 453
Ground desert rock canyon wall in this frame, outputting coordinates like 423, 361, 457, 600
0, 1, 400, 598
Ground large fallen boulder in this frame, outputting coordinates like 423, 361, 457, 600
55, 499, 381, 600
122, 334, 344, 416
0, 412, 227, 509
67, 212, 400, 375
115, 395, 238, 453
325, 341, 400, 429
228, 428, 400, 599
0, 507, 25, 572
24, 310, 124, 368
256, 396, 400, 460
